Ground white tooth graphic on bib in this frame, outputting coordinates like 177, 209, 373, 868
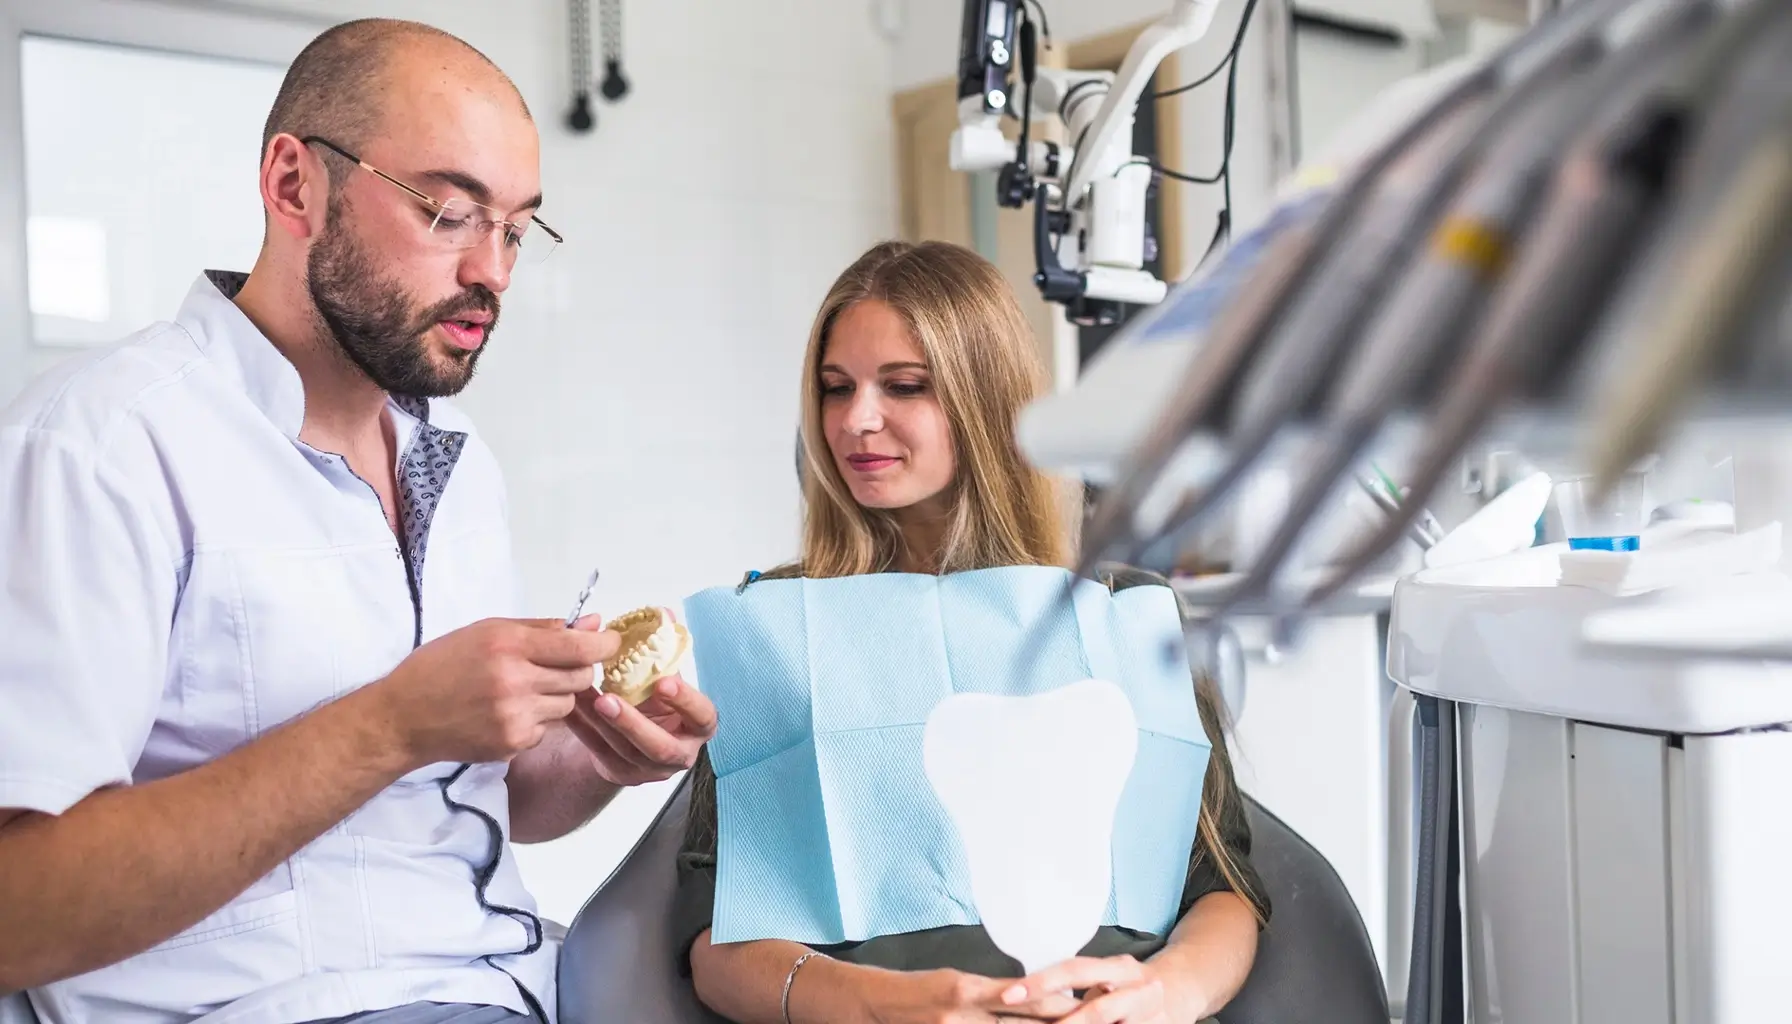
923, 678, 1139, 974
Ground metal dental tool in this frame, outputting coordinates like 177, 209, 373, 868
979, 0, 1792, 675
1000, 0, 1627, 683
1354, 472, 1442, 551
1305, 0, 1759, 608
1070, 56, 1506, 583
1139, 0, 1633, 623
1199, 37, 1616, 619
1574, 9, 1792, 493
1020, 79, 1497, 680
1587, 118, 1792, 492
1131, 94, 1493, 584
1244, 0, 1706, 616
564, 567, 601, 628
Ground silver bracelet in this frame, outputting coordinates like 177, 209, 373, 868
781, 950, 823, 1024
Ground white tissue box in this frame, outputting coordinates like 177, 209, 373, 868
1557, 522, 1782, 597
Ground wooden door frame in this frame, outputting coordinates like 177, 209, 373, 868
893, 78, 961, 246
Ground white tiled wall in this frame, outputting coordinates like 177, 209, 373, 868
95, 0, 900, 925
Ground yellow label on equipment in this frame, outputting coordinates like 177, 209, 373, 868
1432, 217, 1510, 279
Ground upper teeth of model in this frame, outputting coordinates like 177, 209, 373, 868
603, 606, 691, 703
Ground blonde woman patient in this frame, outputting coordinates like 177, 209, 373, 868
674, 240, 1269, 1024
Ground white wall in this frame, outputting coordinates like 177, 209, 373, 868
19, 37, 284, 354
1293, 25, 1426, 160
1294, 9, 1522, 158
22, 0, 898, 925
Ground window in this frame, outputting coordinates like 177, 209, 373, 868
0, 0, 323, 403
22, 35, 287, 348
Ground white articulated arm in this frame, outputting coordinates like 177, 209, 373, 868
1061, 0, 1224, 206
948, 0, 1227, 320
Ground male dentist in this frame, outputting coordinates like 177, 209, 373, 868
0, 18, 715, 1023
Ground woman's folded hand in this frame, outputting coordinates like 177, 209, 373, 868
856, 966, 1080, 1024
992, 956, 1179, 1024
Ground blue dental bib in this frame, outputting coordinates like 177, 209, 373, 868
682, 566, 1209, 946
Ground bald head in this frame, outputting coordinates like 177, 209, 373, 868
247, 18, 544, 400
262, 18, 529, 163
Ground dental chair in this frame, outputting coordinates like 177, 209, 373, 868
0, 993, 39, 1024
557, 780, 1390, 1024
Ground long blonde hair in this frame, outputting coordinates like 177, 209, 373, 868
792, 240, 1067, 577
765, 239, 1262, 924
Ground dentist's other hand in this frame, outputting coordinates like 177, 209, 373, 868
562, 616, 716, 785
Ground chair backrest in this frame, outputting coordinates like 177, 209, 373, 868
558, 783, 1389, 1024
0, 993, 41, 1024
1219, 796, 1391, 1024
558, 778, 727, 1024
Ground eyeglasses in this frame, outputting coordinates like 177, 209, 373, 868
301, 136, 563, 267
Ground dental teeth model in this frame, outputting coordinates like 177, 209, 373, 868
601, 606, 692, 705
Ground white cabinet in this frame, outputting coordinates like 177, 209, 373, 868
1457, 710, 1792, 1024
1391, 551, 1792, 1022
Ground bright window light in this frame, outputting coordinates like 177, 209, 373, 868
21, 34, 282, 344
26, 215, 111, 323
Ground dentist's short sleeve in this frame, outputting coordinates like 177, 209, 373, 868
0, 427, 175, 815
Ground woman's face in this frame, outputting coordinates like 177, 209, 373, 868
820, 299, 956, 515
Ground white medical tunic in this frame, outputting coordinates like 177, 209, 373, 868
0, 272, 557, 1023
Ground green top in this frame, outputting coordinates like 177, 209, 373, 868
671, 565, 1271, 977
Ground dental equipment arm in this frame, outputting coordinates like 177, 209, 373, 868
989, 0, 1792, 683
1071, 0, 1621, 584
1309, 0, 1716, 605
1576, 7, 1792, 490
951, 0, 1223, 325
1218, 0, 1701, 617
1310, 0, 1790, 604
